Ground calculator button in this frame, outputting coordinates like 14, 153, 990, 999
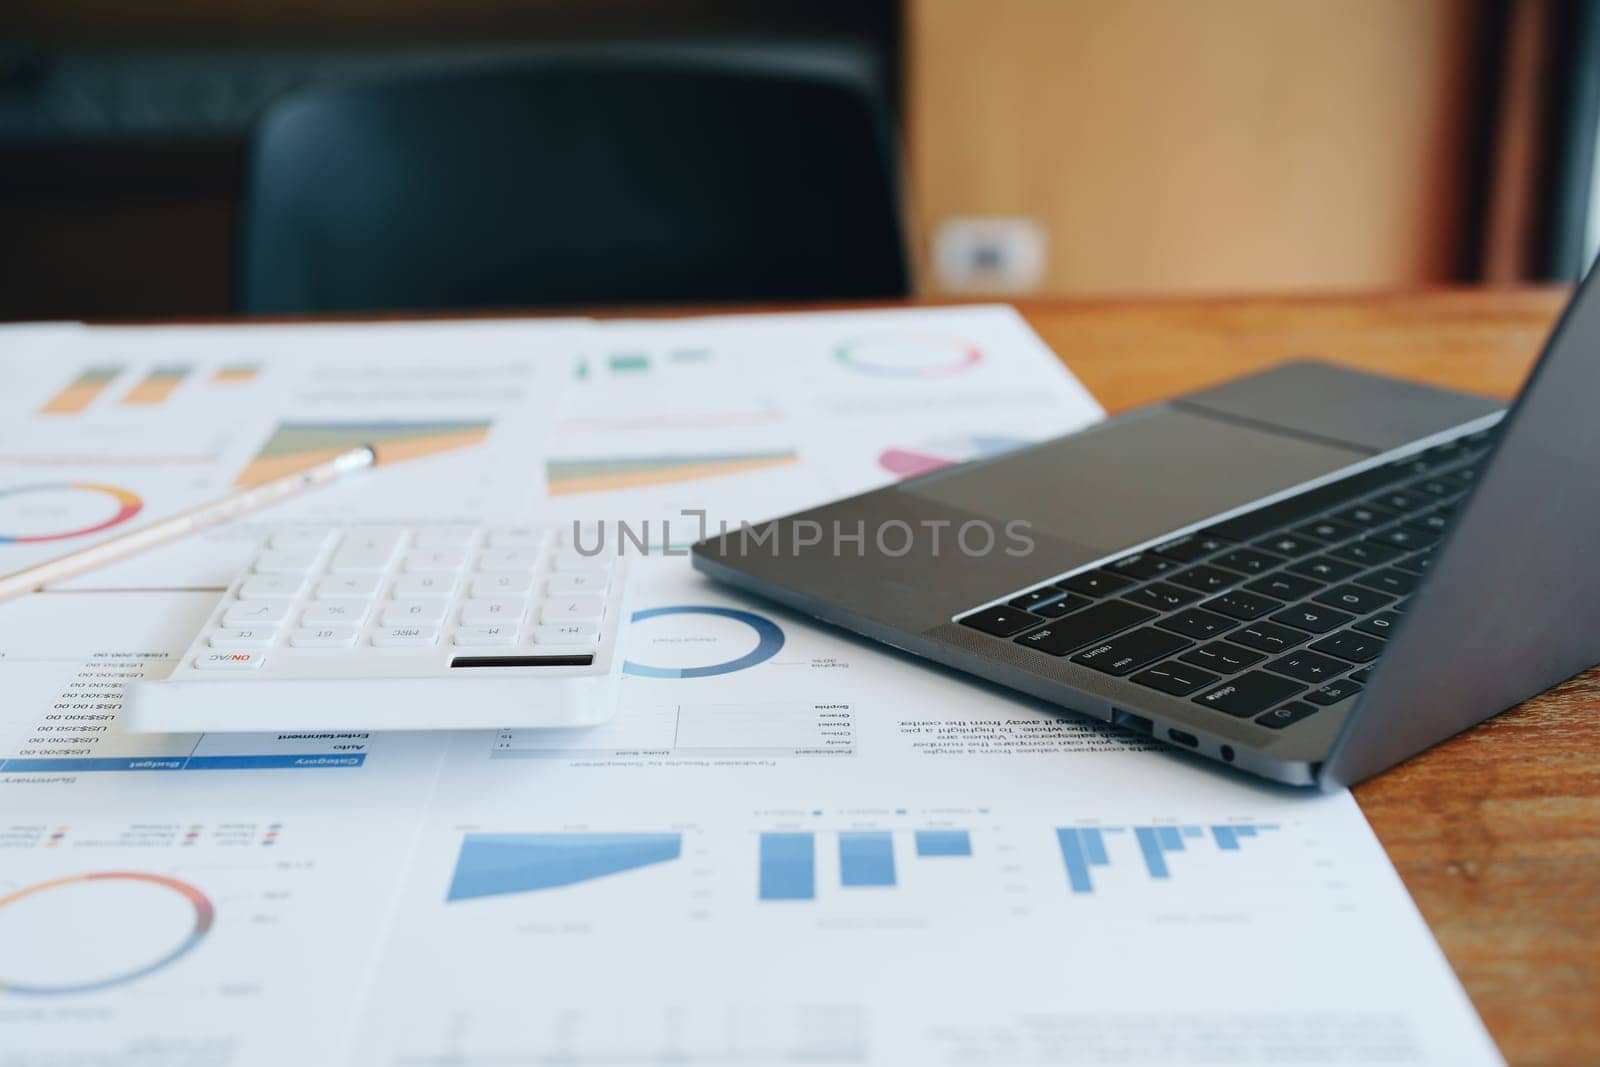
372, 625, 439, 647
254, 550, 320, 574
290, 626, 358, 647
477, 549, 542, 572
239, 576, 304, 599
454, 625, 519, 646
195, 650, 265, 670
302, 602, 369, 625
533, 623, 600, 646
413, 526, 477, 548
223, 600, 291, 626
391, 574, 458, 598
209, 627, 276, 648
487, 526, 551, 548
540, 595, 606, 623
460, 598, 527, 625
552, 551, 611, 573
317, 575, 383, 599
329, 547, 398, 573
471, 573, 536, 596
403, 549, 468, 573
269, 528, 334, 550
381, 600, 448, 625
547, 572, 609, 596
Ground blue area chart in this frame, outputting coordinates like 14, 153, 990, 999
622, 605, 785, 679
447, 833, 684, 902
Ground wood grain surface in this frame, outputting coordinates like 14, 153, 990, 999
1012, 288, 1597, 1067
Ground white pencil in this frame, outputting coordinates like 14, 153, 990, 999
0, 445, 376, 604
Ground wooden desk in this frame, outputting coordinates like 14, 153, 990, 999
1006, 289, 1594, 1067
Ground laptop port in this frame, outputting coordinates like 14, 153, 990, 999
1112, 708, 1153, 736
1167, 728, 1199, 749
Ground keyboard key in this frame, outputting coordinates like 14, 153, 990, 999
1013, 600, 1155, 656
461, 598, 527, 625
1349, 666, 1378, 684
548, 572, 610, 596
1331, 503, 1394, 528
1286, 555, 1360, 583
532, 623, 601, 646
209, 627, 276, 648
404, 549, 469, 573
1371, 525, 1439, 551
1243, 572, 1323, 601
302, 601, 369, 625
254, 549, 320, 574
392, 574, 458, 599
1393, 548, 1436, 575
1255, 701, 1319, 729
223, 600, 291, 626
1153, 534, 1230, 562
1168, 565, 1241, 594
1410, 476, 1459, 498
453, 625, 519, 646
477, 549, 542, 573
1353, 610, 1403, 638
1193, 671, 1306, 717
1213, 547, 1283, 574
472, 573, 537, 596
1125, 582, 1200, 611
1132, 661, 1220, 696
1327, 539, 1404, 567
959, 605, 1042, 637
291, 625, 358, 648
1403, 509, 1452, 534
540, 595, 607, 623
1265, 650, 1347, 684
1073, 627, 1192, 676
552, 550, 612, 573
1353, 567, 1418, 596
1036, 593, 1093, 618
1179, 640, 1264, 673
1370, 489, 1428, 513
1008, 587, 1067, 611
317, 575, 383, 599
1230, 621, 1312, 654
1203, 464, 1410, 541
1253, 533, 1322, 558
372, 625, 439, 647
1312, 583, 1394, 615
1108, 553, 1176, 580
1310, 629, 1386, 663
1307, 677, 1364, 705
1293, 517, 1361, 543
1270, 603, 1354, 634
1157, 608, 1236, 641
382, 599, 448, 625
1058, 570, 1134, 597
1203, 589, 1282, 621
194, 649, 265, 670
239, 576, 304, 599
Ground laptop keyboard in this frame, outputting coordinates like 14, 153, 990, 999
957, 426, 1497, 733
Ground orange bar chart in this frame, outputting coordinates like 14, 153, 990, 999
121, 365, 193, 406
38, 365, 124, 415
211, 364, 260, 384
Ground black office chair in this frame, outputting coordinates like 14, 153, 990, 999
237, 54, 910, 313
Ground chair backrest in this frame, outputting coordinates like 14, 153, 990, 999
238, 54, 909, 313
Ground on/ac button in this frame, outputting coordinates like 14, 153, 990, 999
195, 650, 265, 670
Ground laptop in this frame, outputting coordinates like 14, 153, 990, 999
691, 269, 1600, 787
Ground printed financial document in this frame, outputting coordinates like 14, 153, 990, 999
0, 308, 1501, 1065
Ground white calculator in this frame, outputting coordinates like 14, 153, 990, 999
123, 524, 629, 733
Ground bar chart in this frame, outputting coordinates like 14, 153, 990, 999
757, 827, 979, 903
1056, 823, 1280, 894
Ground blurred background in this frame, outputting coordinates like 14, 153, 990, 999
1, 0, 1596, 320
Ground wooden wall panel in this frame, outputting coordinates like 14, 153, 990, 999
906, 0, 1487, 295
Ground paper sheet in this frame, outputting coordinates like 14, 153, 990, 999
0, 308, 1500, 1066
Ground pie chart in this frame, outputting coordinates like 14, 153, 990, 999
878, 435, 1031, 480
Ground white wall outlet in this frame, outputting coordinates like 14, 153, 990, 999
932, 216, 1048, 294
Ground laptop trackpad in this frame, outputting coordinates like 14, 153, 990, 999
904, 407, 1371, 554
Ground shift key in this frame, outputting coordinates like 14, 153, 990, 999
1014, 600, 1155, 657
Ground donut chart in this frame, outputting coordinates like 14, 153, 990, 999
835, 336, 982, 379
0, 872, 213, 995
0, 483, 143, 544
623, 605, 786, 679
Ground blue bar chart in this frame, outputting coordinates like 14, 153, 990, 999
914, 830, 972, 857
1054, 824, 1279, 892
759, 833, 817, 900
447, 832, 683, 902
760, 828, 977, 901
838, 832, 896, 887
